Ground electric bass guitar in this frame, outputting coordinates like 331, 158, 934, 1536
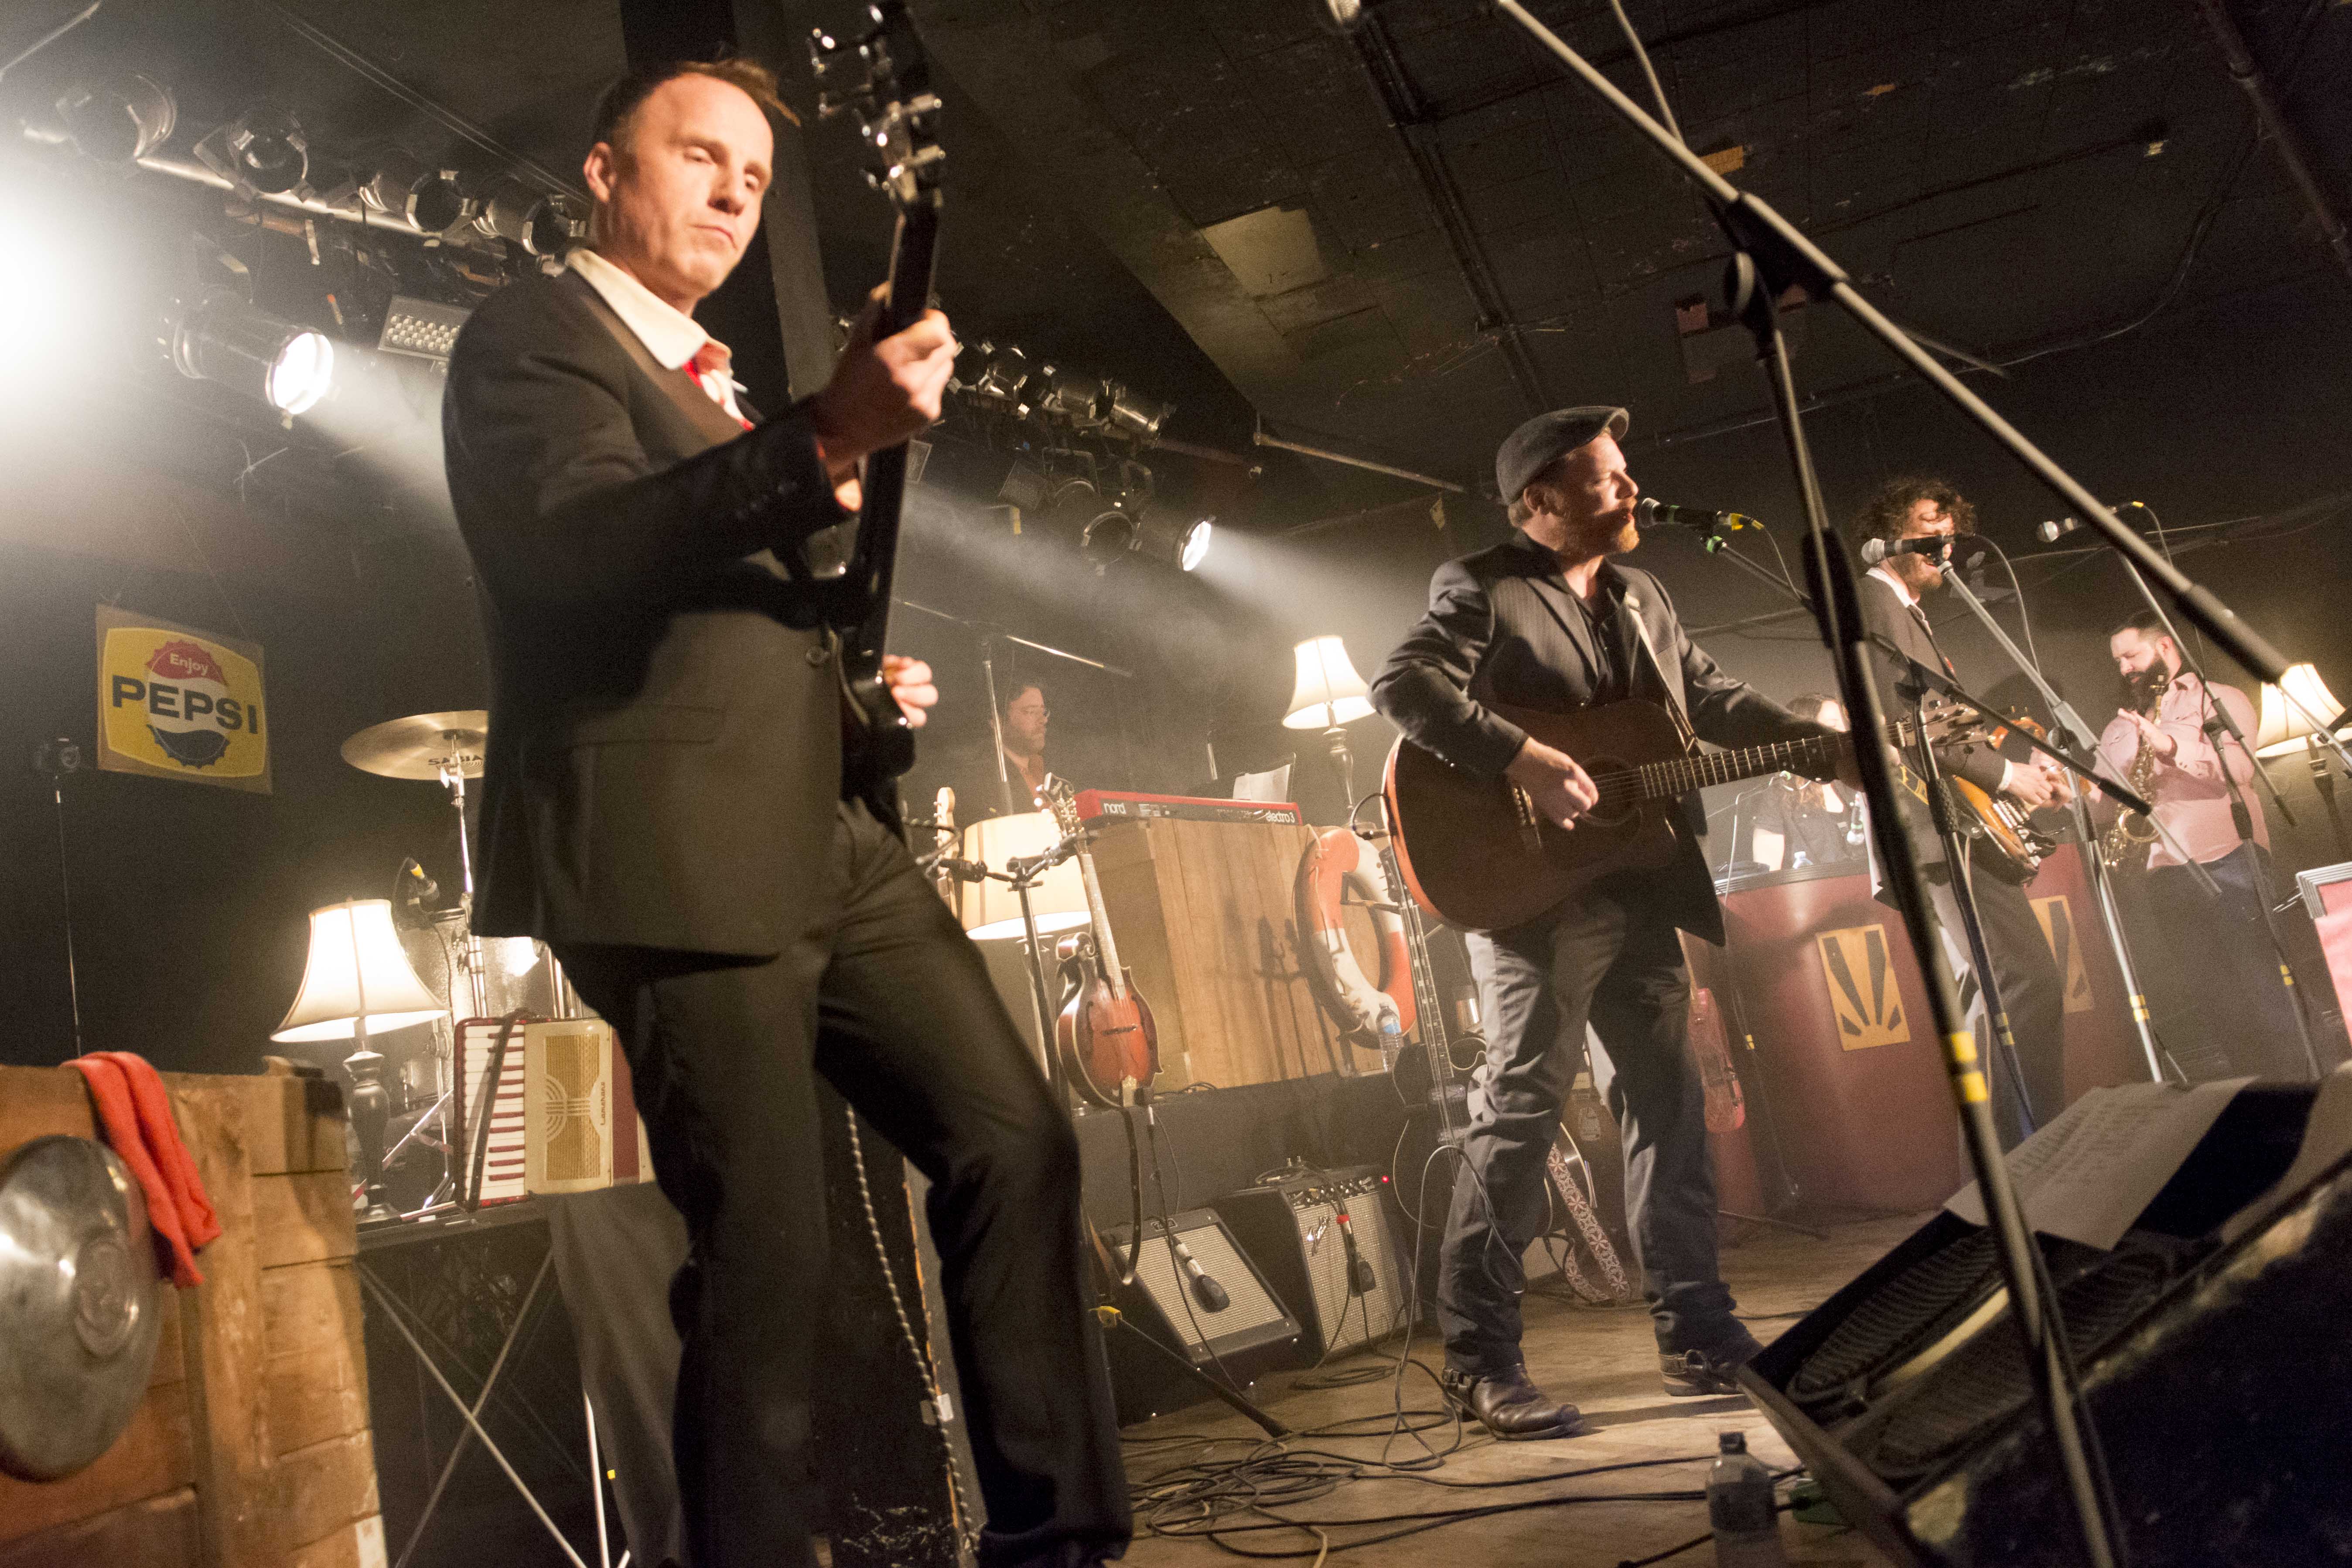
1384, 698, 1975, 932
809, 3, 943, 794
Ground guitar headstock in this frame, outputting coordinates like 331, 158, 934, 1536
809, 3, 943, 216
1043, 775, 1081, 838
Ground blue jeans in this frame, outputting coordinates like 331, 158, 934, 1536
1441, 884, 1732, 1373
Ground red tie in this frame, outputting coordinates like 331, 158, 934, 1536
689, 342, 754, 431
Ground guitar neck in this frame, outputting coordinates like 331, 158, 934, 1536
1073, 842, 1128, 1001
1632, 732, 1843, 800
841, 203, 940, 670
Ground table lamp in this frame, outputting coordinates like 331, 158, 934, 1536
2256, 663, 2352, 857
958, 811, 1091, 942
273, 898, 445, 1220
1284, 635, 1376, 813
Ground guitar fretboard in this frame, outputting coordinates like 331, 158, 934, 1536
1608, 734, 1840, 802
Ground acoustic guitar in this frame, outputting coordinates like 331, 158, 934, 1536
1384, 698, 1975, 932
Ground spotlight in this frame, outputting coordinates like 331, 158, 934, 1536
51, 73, 176, 164
1133, 516, 1213, 572
475, 180, 582, 256
1081, 509, 1137, 567
167, 293, 337, 416
959, 341, 1032, 412
361, 151, 468, 233
1033, 365, 1103, 425
1105, 382, 1173, 441
217, 108, 309, 195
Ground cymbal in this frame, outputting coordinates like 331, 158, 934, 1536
343, 711, 489, 780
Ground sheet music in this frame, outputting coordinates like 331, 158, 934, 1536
1945, 1077, 2251, 1250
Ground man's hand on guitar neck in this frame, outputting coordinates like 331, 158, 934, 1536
884, 655, 936, 727
808, 286, 958, 511
1505, 737, 1600, 830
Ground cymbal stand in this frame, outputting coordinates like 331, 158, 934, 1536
1475, 3, 2155, 1558
439, 760, 492, 1020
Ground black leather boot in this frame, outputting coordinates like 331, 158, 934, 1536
1661, 1322, 1765, 1397
1440, 1364, 1587, 1440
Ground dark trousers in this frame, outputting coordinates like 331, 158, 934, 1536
554, 801, 1129, 1568
1441, 885, 1731, 1373
2150, 843, 2311, 1081
546, 1183, 690, 1568
1927, 850, 2067, 1150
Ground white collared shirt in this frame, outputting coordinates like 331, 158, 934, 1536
566, 248, 749, 424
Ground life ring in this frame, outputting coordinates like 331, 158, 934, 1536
1295, 828, 1417, 1046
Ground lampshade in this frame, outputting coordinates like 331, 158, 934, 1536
2254, 664, 2349, 757
272, 899, 447, 1042
958, 811, 1092, 942
1284, 635, 1374, 729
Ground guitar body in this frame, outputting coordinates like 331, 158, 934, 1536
1055, 963, 1160, 1110
1386, 700, 1691, 933
1946, 776, 2046, 883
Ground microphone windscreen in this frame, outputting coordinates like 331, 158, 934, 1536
1193, 1274, 1230, 1312
1859, 536, 1891, 565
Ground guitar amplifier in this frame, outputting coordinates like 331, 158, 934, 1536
454, 1017, 654, 1203
1099, 1209, 1300, 1423
1074, 789, 1302, 827
1215, 1167, 1409, 1363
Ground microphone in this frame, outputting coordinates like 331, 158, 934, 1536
2038, 517, 2079, 543
1336, 1205, 1377, 1295
1636, 498, 1760, 533
1860, 535, 1986, 570
1169, 1234, 1229, 1312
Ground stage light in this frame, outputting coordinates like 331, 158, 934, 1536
167, 293, 337, 416
51, 73, 176, 164
1081, 509, 1137, 566
1132, 515, 1214, 571
475, 179, 581, 256
217, 107, 309, 195
1105, 383, 1173, 441
361, 151, 468, 234
1033, 365, 1104, 425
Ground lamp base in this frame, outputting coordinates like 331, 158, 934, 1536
342, 1046, 400, 1223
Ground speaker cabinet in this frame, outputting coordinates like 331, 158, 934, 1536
1099, 1209, 1300, 1424
1215, 1167, 1410, 1364
1743, 1083, 2352, 1567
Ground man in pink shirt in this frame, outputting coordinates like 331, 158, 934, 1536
2097, 610, 2309, 1080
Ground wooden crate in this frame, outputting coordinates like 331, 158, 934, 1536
0, 1062, 383, 1568
1089, 817, 1384, 1090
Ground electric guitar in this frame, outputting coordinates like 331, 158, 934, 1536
809, 3, 943, 793
1384, 698, 1977, 932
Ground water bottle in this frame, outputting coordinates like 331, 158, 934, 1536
1708, 1430, 1786, 1567
1376, 1012, 1406, 1075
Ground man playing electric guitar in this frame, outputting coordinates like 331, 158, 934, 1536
1371, 406, 1837, 1438
441, 57, 1127, 1568
1852, 477, 2069, 1151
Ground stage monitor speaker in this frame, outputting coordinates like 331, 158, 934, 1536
1099, 1208, 1300, 1425
1214, 1166, 1409, 1364
1742, 1081, 2352, 1567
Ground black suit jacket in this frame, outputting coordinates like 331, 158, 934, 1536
1371, 530, 1823, 942
1855, 568, 2019, 871
443, 268, 862, 957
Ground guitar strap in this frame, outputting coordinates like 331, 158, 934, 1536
1620, 590, 1699, 752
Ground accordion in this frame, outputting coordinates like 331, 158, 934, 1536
454, 1016, 655, 1203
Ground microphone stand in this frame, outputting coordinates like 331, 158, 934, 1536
1481, 5, 2142, 1561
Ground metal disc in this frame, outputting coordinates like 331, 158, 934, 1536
0, 1136, 164, 1482
341, 711, 489, 780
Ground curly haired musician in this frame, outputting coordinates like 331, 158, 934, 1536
1852, 476, 2069, 1150
440, 58, 1126, 1568
1371, 407, 1836, 1438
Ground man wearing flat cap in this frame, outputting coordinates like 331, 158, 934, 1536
1372, 406, 1835, 1437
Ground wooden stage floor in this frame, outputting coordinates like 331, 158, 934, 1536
1113, 1212, 1929, 1568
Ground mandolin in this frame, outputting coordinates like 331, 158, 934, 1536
1045, 780, 1159, 1107
809, 3, 944, 796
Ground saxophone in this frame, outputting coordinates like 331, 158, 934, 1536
2101, 697, 2163, 862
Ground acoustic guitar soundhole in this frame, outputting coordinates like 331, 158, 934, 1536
1581, 754, 1638, 829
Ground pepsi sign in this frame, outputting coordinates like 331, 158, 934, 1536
95, 606, 272, 793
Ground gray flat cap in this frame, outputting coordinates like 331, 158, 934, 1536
1495, 406, 1630, 502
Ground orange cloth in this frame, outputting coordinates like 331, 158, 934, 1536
66, 1052, 222, 1288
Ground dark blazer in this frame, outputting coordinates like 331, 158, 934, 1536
1371, 530, 1824, 942
1855, 570, 2011, 792
443, 268, 860, 957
